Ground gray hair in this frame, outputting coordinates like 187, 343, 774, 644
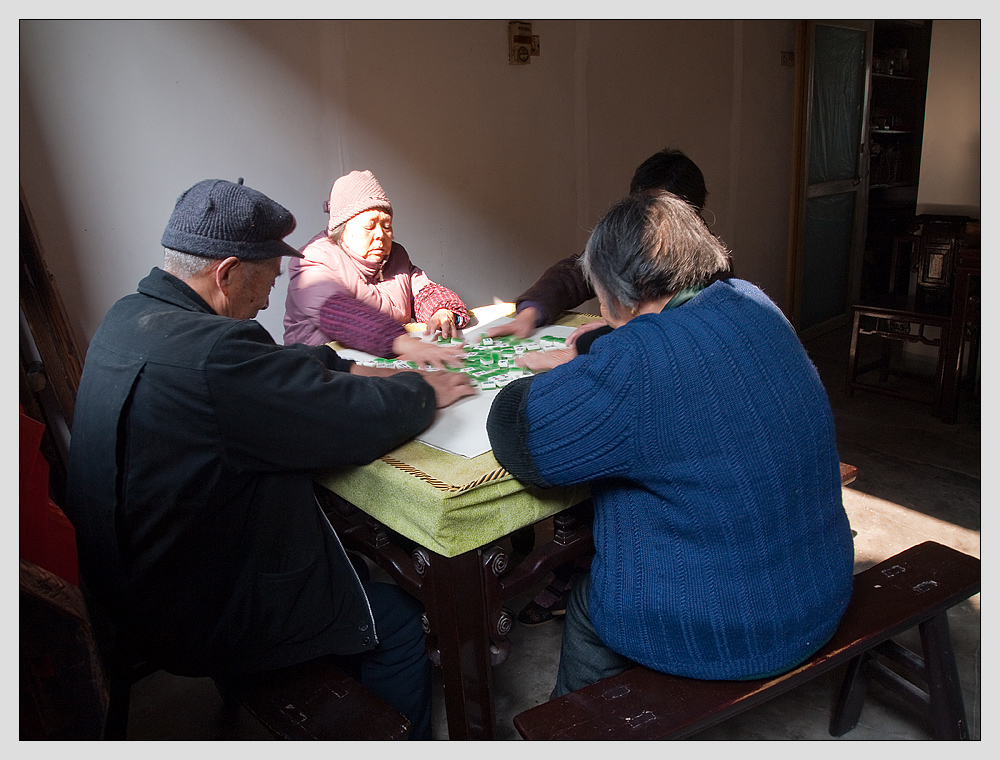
163, 248, 218, 280
163, 248, 283, 284
327, 223, 346, 246
580, 191, 730, 319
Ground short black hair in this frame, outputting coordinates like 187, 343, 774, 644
629, 149, 707, 211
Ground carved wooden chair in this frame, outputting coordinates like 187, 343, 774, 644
846, 215, 978, 420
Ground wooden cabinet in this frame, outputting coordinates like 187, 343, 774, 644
791, 20, 937, 336
861, 20, 933, 302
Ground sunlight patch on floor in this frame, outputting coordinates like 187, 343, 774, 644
842, 486, 981, 573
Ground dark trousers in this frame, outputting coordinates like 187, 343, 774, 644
552, 572, 634, 699
336, 579, 433, 740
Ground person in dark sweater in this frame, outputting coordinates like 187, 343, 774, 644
487, 190, 854, 696
64, 178, 473, 738
487, 148, 719, 353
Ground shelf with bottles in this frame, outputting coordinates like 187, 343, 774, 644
872, 48, 911, 78
868, 137, 919, 188
871, 20, 928, 79
872, 71, 916, 83
869, 107, 914, 136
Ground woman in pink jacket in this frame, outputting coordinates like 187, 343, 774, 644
284, 170, 471, 368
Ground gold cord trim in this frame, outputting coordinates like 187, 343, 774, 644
379, 455, 510, 493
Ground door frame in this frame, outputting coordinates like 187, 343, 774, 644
788, 19, 874, 341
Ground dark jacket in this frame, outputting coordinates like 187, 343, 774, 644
516, 252, 594, 326
515, 250, 734, 329
65, 267, 436, 676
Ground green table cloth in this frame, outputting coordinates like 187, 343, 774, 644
315, 309, 595, 557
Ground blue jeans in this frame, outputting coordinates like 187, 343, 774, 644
552, 572, 635, 699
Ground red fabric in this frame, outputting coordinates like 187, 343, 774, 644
20, 407, 78, 585
413, 282, 471, 327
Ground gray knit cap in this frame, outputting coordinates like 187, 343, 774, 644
161, 178, 302, 260
325, 170, 393, 235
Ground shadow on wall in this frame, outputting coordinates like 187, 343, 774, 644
19, 89, 89, 352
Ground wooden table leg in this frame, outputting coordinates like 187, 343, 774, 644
317, 487, 593, 740
422, 547, 496, 740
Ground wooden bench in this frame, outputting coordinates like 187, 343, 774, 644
214, 656, 411, 740
104, 648, 413, 741
102, 656, 411, 742
839, 462, 858, 486
20, 559, 411, 740
513, 541, 979, 740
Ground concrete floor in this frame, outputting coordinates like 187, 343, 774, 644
125, 325, 981, 741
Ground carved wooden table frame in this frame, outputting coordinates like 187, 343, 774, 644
315, 485, 594, 740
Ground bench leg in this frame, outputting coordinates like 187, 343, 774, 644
831, 612, 970, 740
920, 612, 970, 740
830, 652, 874, 736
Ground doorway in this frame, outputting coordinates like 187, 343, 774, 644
789, 20, 873, 340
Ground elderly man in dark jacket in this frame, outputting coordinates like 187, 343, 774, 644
64, 178, 472, 739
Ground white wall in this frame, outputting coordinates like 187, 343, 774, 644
20, 19, 799, 347
917, 19, 981, 217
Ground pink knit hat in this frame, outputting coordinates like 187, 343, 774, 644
325, 170, 393, 234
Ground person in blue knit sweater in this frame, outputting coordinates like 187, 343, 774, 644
487, 190, 854, 696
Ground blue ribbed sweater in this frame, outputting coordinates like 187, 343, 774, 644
488, 279, 854, 679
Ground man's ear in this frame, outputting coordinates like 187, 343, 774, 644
215, 257, 242, 296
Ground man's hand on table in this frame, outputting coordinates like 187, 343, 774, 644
485, 306, 540, 340
419, 370, 476, 408
348, 358, 473, 407
392, 334, 466, 370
